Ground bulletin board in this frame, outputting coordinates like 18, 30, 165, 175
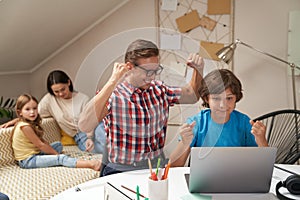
157, 0, 235, 125
158, 0, 234, 71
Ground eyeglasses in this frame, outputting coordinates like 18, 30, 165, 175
134, 64, 164, 77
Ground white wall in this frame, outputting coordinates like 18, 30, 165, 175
234, 0, 300, 118
0, 73, 30, 99
1, 0, 299, 157
29, 0, 157, 100
1, 0, 299, 118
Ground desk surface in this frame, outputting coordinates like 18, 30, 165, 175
51, 164, 300, 200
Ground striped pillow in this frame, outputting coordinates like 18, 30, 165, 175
0, 126, 15, 166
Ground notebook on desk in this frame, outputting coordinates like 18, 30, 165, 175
187, 147, 277, 193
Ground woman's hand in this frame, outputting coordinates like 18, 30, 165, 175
250, 120, 268, 147
85, 139, 94, 152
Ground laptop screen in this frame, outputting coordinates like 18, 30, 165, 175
188, 147, 277, 193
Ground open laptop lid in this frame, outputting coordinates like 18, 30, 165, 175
189, 147, 277, 193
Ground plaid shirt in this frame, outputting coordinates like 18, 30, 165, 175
104, 80, 182, 165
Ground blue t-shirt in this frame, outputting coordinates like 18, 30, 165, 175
188, 109, 257, 147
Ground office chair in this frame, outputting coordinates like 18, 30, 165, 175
253, 109, 300, 164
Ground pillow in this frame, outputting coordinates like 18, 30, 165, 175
0, 127, 15, 166
41, 118, 61, 143
60, 129, 76, 146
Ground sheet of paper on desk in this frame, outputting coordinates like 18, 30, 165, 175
104, 182, 134, 200
55, 186, 104, 200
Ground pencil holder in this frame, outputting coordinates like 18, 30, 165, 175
148, 178, 168, 200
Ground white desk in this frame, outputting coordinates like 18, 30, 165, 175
51, 164, 300, 200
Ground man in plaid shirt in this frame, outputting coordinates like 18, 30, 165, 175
79, 39, 204, 176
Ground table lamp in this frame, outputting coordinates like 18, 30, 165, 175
216, 39, 300, 111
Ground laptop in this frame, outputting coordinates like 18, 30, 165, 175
188, 147, 277, 193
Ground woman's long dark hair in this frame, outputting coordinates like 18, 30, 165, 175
47, 70, 73, 95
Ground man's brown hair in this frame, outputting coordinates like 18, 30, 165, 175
125, 39, 159, 65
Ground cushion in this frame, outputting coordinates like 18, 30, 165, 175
0, 118, 62, 166
0, 146, 102, 200
61, 129, 76, 146
0, 126, 15, 166
41, 118, 61, 143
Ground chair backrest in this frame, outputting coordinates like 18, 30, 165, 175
253, 109, 300, 164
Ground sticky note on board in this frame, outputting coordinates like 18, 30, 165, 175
199, 16, 217, 31
161, 0, 178, 11
170, 61, 187, 77
160, 33, 181, 50
199, 41, 224, 61
207, 0, 231, 15
176, 10, 201, 33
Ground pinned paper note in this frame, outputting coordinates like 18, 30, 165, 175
170, 62, 187, 77
207, 0, 231, 15
160, 33, 181, 50
199, 41, 224, 61
161, 0, 178, 11
199, 16, 217, 31
176, 10, 201, 33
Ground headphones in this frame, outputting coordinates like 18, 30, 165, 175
276, 174, 300, 200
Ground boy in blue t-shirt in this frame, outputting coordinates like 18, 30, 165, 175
170, 69, 268, 167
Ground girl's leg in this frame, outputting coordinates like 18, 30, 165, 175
20, 154, 100, 170
35, 154, 77, 168
39, 141, 63, 155
74, 132, 88, 151
20, 154, 76, 168
50, 141, 63, 153
76, 159, 101, 171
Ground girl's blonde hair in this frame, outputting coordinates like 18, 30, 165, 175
15, 94, 44, 138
